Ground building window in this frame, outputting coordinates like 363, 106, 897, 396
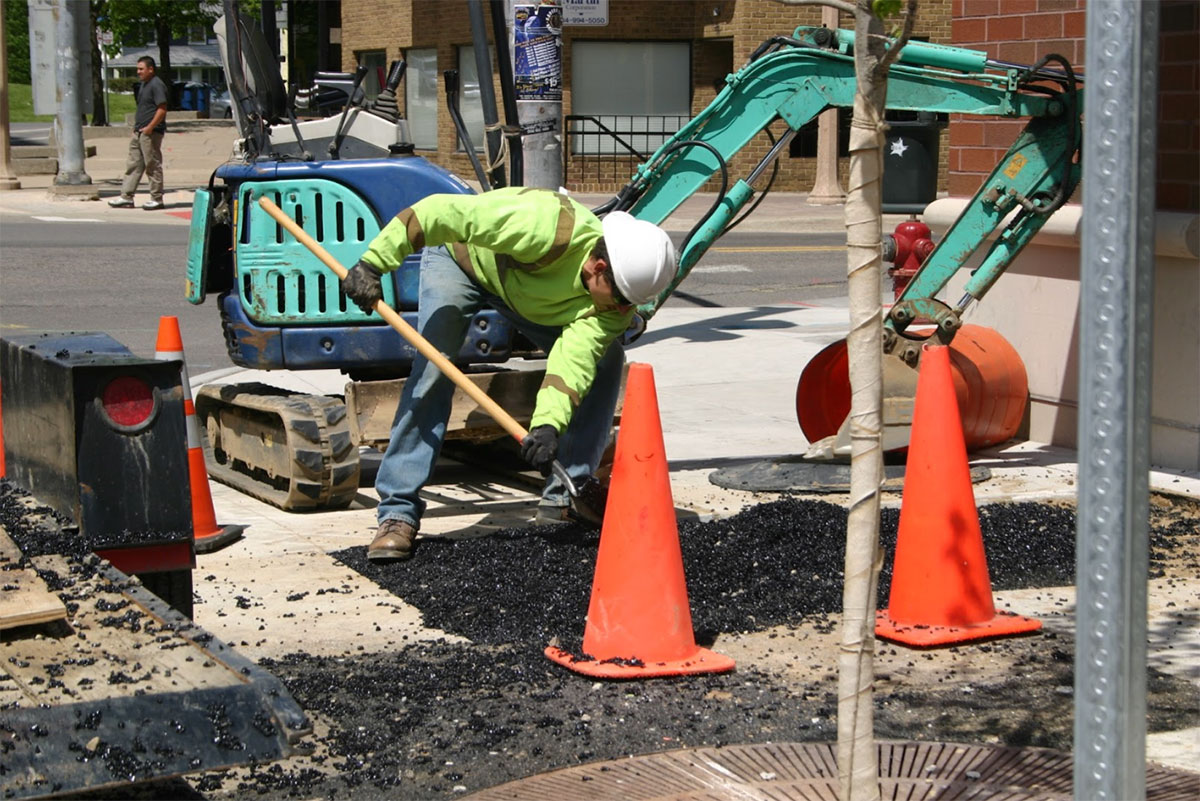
456, 44, 495, 153
358, 49, 387, 100
187, 25, 209, 44
405, 48, 439, 150
570, 41, 690, 155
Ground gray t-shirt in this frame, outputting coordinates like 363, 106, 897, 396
135, 75, 168, 133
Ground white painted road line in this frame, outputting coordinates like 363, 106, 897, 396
692, 264, 752, 273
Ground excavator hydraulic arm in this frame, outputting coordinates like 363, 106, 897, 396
609, 26, 1082, 328
884, 113, 1080, 364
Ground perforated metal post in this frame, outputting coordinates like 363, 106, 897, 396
1074, 2, 1159, 800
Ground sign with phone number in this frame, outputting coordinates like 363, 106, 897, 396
563, 0, 608, 26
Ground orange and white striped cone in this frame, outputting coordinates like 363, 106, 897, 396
155, 316, 245, 554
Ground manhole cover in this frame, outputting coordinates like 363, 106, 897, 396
709, 458, 991, 492
467, 740, 1199, 800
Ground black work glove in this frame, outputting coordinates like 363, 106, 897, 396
342, 259, 384, 314
521, 425, 558, 476
620, 312, 648, 346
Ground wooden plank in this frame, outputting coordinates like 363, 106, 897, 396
347, 368, 546, 446
347, 365, 628, 447
0, 527, 66, 630
1, 554, 243, 707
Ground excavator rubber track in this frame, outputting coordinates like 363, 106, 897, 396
196, 383, 360, 511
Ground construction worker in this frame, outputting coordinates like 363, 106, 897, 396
341, 187, 676, 562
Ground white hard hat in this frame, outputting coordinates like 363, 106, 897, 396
601, 211, 676, 305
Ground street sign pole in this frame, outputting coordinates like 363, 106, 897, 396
511, 2, 562, 190
100, 30, 112, 127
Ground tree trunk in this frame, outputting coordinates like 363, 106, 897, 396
837, 49, 887, 801
155, 17, 173, 108
836, 2, 916, 800
89, 2, 106, 126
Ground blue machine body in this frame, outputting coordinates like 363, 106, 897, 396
187, 154, 518, 372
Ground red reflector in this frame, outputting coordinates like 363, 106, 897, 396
101, 376, 155, 427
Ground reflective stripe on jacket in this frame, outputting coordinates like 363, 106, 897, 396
360, 187, 631, 432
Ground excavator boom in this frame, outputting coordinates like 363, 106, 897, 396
602, 26, 1082, 456
605, 27, 1081, 326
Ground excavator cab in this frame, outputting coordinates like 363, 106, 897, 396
190, 4, 527, 378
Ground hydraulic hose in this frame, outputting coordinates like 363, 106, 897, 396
1015, 53, 1080, 215
444, 70, 493, 189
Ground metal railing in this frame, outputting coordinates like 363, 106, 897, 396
564, 114, 689, 189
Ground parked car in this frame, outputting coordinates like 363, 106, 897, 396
210, 89, 233, 119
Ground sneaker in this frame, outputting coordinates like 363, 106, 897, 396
108, 196, 134, 208
367, 519, 417, 562
141, 200, 165, 210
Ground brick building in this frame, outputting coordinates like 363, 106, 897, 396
950, 0, 1197, 212
340, 0, 952, 193
338, 0, 1197, 212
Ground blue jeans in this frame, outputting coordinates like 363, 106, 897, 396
375, 246, 624, 528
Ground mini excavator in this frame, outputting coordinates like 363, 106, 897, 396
186, 13, 1081, 509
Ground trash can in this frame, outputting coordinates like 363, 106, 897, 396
174, 82, 211, 113
195, 84, 211, 114
175, 82, 195, 110
881, 111, 947, 215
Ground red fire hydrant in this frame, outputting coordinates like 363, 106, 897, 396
883, 219, 935, 299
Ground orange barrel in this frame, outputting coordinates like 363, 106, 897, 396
796, 324, 1028, 451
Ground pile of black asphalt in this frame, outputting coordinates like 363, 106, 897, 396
216, 497, 1196, 801
7, 485, 1194, 801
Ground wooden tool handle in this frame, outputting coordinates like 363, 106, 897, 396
257, 196, 530, 444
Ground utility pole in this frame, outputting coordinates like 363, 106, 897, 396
510, 2, 562, 190
51, 0, 97, 199
807, 5, 845, 205
0, 7, 23, 190
468, 0, 505, 188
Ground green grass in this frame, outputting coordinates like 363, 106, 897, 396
7, 83, 138, 124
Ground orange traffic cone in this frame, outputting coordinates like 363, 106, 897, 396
155, 316, 245, 554
876, 344, 1041, 646
545, 363, 735, 678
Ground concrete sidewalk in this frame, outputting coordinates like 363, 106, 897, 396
4, 120, 243, 213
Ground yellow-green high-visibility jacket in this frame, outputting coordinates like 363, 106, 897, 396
359, 187, 632, 433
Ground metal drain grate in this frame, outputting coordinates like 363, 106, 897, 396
467, 740, 1200, 800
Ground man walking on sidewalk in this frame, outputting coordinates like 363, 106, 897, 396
109, 56, 167, 210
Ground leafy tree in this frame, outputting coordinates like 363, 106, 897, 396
97, 0, 218, 88
4, 0, 31, 85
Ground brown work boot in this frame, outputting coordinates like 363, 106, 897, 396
368, 519, 417, 562
533, 504, 571, 526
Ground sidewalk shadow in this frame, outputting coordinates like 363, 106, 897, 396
635, 306, 803, 346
